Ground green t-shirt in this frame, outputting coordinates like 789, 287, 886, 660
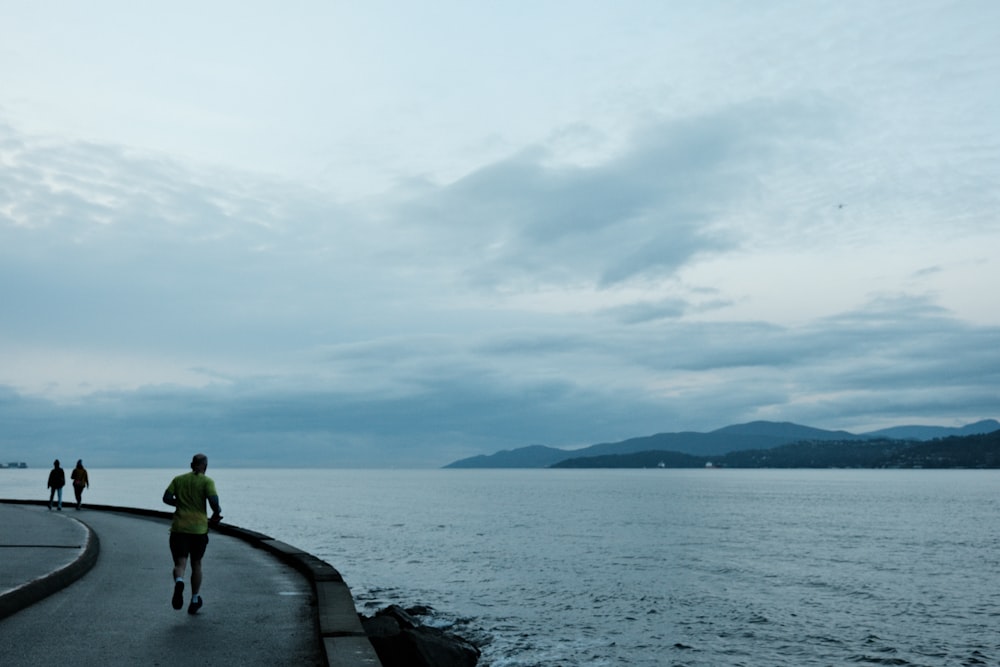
165, 472, 218, 534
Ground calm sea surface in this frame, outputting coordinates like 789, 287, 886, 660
3, 468, 999, 666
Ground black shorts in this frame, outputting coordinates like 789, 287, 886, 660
169, 532, 209, 562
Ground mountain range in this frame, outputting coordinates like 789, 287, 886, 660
442, 419, 1000, 468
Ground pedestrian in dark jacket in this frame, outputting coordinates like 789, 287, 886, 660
47, 460, 66, 510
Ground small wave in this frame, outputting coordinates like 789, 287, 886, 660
805, 634, 844, 646
962, 649, 992, 665
847, 655, 911, 665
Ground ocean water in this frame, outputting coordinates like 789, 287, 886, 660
3, 468, 999, 666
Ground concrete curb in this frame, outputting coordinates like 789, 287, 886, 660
0, 500, 382, 667
0, 501, 100, 621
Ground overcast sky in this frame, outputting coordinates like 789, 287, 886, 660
1, 1, 998, 467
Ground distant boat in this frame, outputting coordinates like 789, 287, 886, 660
657, 461, 665, 468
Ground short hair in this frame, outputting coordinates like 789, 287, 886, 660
191, 453, 208, 470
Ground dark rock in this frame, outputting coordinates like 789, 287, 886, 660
381, 604, 421, 629
360, 604, 480, 667
405, 604, 435, 616
362, 614, 401, 638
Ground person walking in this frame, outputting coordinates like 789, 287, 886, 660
47, 460, 65, 510
162, 453, 222, 615
70, 459, 90, 510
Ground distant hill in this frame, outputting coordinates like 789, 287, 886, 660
552, 430, 1000, 469
442, 419, 1000, 468
443, 444, 569, 469
861, 419, 1000, 440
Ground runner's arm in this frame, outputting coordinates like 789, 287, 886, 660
208, 495, 222, 524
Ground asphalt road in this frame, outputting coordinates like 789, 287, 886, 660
0, 505, 326, 666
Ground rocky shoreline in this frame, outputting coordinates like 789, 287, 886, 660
361, 604, 481, 667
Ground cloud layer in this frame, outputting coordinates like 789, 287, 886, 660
1, 2, 998, 466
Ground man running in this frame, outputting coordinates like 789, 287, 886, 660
163, 453, 222, 615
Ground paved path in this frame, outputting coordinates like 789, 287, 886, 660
0, 502, 381, 666
0, 503, 91, 608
